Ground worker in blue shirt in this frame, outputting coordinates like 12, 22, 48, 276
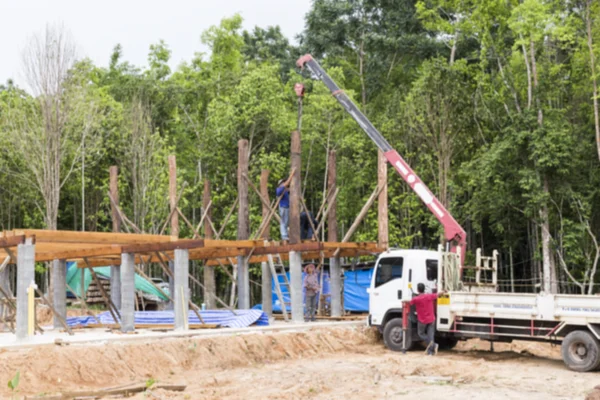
276, 175, 292, 242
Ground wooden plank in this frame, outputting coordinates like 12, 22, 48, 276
13, 230, 174, 244
121, 239, 204, 254
252, 242, 322, 255
204, 239, 264, 248
35, 245, 123, 262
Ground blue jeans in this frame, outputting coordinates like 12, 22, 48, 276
279, 207, 289, 240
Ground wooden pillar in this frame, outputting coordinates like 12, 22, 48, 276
109, 166, 121, 309
289, 130, 303, 322
378, 150, 389, 249
168, 155, 179, 237
260, 169, 273, 316
327, 150, 337, 243
289, 131, 301, 244
237, 139, 250, 308
168, 155, 178, 309
203, 180, 216, 309
328, 150, 342, 317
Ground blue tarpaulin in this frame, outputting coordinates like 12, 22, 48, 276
67, 310, 268, 329
254, 268, 373, 312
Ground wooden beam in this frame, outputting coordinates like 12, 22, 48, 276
121, 239, 204, 254
35, 245, 123, 262
0, 235, 26, 248
12, 230, 174, 244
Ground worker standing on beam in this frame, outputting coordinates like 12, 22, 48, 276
276, 175, 292, 243
410, 283, 439, 356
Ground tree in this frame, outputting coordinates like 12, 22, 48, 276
3, 24, 97, 230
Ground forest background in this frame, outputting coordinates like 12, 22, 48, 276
1, 0, 599, 300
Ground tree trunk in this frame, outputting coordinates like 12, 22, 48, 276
586, 0, 600, 161
539, 176, 553, 294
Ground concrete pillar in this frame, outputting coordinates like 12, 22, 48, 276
237, 255, 249, 309
16, 242, 35, 340
203, 180, 216, 309
52, 259, 67, 329
329, 257, 342, 317
120, 252, 135, 332
289, 251, 303, 323
261, 261, 272, 316
167, 260, 174, 310
174, 249, 189, 330
110, 265, 121, 309
237, 139, 250, 309
0, 263, 12, 331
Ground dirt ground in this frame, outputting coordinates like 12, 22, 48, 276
0, 326, 597, 399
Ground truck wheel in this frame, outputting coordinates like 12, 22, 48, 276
437, 337, 458, 350
383, 318, 413, 352
561, 330, 600, 372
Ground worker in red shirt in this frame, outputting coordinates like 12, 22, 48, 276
410, 283, 439, 355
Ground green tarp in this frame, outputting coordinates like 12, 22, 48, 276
65, 264, 168, 300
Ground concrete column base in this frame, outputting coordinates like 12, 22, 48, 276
289, 251, 303, 323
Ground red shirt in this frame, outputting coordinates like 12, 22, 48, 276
410, 293, 438, 324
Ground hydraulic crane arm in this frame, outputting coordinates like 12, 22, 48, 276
297, 54, 467, 263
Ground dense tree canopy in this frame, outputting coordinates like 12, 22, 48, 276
1, 1, 599, 298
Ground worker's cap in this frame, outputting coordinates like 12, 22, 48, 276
278, 179, 284, 186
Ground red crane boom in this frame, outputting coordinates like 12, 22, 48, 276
297, 54, 467, 264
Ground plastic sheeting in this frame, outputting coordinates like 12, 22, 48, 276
66, 309, 268, 329
254, 268, 373, 313
65, 262, 168, 301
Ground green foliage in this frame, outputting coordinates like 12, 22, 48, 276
1, 5, 599, 295
8, 371, 19, 392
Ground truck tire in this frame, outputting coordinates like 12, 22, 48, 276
561, 330, 600, 372
383, 318, 413, 352
437, 337, 459, 350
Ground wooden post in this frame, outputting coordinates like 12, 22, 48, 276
109, 166, 121, 309
289, 131, 301, 244
203, 180, 216, 309
289, 131, 303, 322
328, 150, 342, 317
237, 139, 250, 308
327, 150, 337, 243
168, 155, 178, 310
169, 155, 179, 238
378, 150, 389, 249
260, 169, 273, 316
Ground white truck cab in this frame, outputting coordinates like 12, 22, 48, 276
368, 249, 438, 327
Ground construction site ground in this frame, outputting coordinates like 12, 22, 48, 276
0, 321, 598, 399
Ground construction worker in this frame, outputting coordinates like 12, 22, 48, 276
303, 263, 319, 322
410, 282, 439, 355
276, 176, 292, 243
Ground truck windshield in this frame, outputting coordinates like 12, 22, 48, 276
375, 257, 403, 288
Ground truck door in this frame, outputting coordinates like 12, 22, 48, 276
369, 257, 404, 326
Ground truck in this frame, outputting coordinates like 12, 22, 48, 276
296, 54, 600, 372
